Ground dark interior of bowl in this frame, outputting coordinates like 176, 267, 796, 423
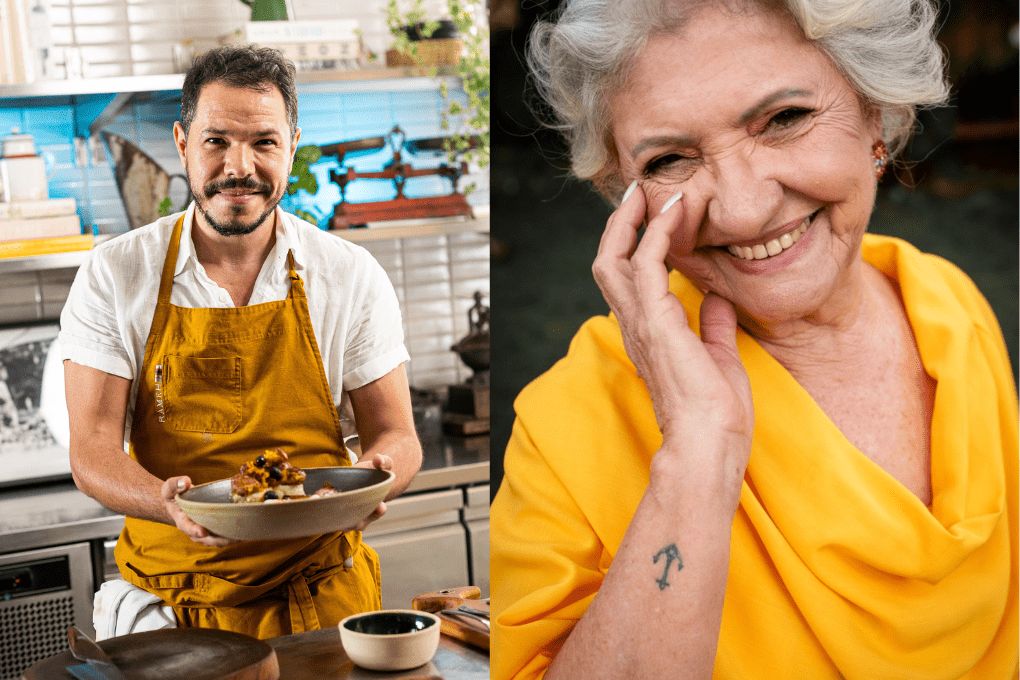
343, 612, 436, 635
180, 467, 391, 504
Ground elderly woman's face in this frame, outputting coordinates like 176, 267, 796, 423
609, 6, 881, 326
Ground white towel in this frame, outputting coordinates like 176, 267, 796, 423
92, 579, 177, 640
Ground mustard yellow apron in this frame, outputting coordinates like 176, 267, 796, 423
115, 214, 381, 639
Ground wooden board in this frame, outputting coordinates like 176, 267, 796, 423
268, 627, 441, 680
23, 629, 279, 680
441, 412, 490, 435
412, 587, 489, 652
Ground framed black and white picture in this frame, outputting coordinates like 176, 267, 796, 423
0, 323, 70, 487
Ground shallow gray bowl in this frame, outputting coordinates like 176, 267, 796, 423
175, 467, 393, 541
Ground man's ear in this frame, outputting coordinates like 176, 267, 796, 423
288, 126, 302, 173
173, 121, 188, 166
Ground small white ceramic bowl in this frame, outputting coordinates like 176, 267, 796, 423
339, 609, 441, 671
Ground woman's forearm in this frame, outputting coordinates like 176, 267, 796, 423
545, 443, 741, 680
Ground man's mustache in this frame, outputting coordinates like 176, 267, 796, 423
203, 177, 272, 198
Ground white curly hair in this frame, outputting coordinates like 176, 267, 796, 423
528, 0, 950, 198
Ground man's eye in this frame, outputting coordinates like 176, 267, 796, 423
205, 138, 224, 145
257, 140, 277, 146
765, 108, 812, 130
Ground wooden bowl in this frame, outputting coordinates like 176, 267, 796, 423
175, 467, 393, 541
339, 610, 440, 671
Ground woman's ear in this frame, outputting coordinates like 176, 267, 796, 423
864, 101, 884, 141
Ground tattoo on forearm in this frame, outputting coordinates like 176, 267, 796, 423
653, 543, 683, 591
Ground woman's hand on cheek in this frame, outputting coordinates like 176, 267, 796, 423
593, 181, 754, 496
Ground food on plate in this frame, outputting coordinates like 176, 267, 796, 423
228, 449, 346, 503
311, 482, 340, 498
230, 448, 307, 503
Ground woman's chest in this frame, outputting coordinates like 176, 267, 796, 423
800, 357, 936, 505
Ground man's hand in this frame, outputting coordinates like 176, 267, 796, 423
350, 453, 393, 531
162, 476, 235, 547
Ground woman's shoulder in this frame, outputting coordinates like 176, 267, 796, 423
517, 315, 633, 408
864, 233, 1002, 335
513, 314, 661, 459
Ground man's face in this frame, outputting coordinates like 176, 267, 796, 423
173, 81, 300, 237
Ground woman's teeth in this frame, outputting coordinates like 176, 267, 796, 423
726, 216, 811, 261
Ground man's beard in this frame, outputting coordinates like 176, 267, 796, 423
188, 173, 282, 237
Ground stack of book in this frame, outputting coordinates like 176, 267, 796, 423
0, 198, 93, 259
221, 20, 364, 71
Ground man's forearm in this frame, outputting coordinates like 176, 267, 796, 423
70, 442, 171, 525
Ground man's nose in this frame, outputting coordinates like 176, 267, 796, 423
705, 152, 781, 237
223, 143, 255, 178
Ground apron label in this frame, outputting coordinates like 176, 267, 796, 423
154, 364, 167, 423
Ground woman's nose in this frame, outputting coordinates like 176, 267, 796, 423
223, 143, 255, 178
705, 153, 782, 236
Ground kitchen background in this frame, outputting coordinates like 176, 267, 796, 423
0, 0, 490, 676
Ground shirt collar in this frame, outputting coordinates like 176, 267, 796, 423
173, 203, 305, 278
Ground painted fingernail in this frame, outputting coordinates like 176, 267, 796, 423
660, 191, 684, 214
621, 179, 638, 204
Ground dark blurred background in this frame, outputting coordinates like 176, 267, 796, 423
489, 0, 1019, 495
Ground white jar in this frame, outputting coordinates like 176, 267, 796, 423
1, 133, 38, 157
0, 156, 48, 201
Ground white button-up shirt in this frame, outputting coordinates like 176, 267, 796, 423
60, 203, 408, 443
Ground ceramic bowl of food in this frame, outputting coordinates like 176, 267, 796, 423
175, 467, 393, 541
339, 610, 441, 671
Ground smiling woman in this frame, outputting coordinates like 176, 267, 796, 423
489, 1, 1018, 679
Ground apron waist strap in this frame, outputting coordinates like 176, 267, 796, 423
286, 564, 341, 633
281, 532, 360, 633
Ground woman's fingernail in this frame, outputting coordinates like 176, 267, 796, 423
660, 191, 683, 214
621, 180, 638, 204
176, 479, 186, 492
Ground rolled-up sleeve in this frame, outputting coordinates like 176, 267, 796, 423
341, 255, 409, 391
58, 251, 133, 380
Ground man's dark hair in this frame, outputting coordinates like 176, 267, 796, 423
180, 45, 298, 137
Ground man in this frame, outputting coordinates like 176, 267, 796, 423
60, 46, 422, 639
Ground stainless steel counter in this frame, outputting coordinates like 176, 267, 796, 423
0, 432, 489, 554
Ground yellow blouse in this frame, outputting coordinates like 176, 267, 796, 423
491, 234, 1018, 679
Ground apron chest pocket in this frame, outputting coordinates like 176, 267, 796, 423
163, 355, 242, 433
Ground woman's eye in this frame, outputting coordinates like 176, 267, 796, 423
765, 107, 812, 131
642, 154, 692, 177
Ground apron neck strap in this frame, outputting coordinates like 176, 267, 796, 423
159, 215, 306, 302
157, 214, 186, 305
286, 249, 306, 299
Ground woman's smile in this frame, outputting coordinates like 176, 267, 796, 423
685, 208, 822, 280
723, 209, 818, 261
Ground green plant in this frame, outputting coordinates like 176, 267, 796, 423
386, 0, 490, 192
287, 144, 323, 223
385, 0, 441, 60
158, 196, 173, 217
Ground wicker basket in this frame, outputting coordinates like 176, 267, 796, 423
386, 38, 462, 67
